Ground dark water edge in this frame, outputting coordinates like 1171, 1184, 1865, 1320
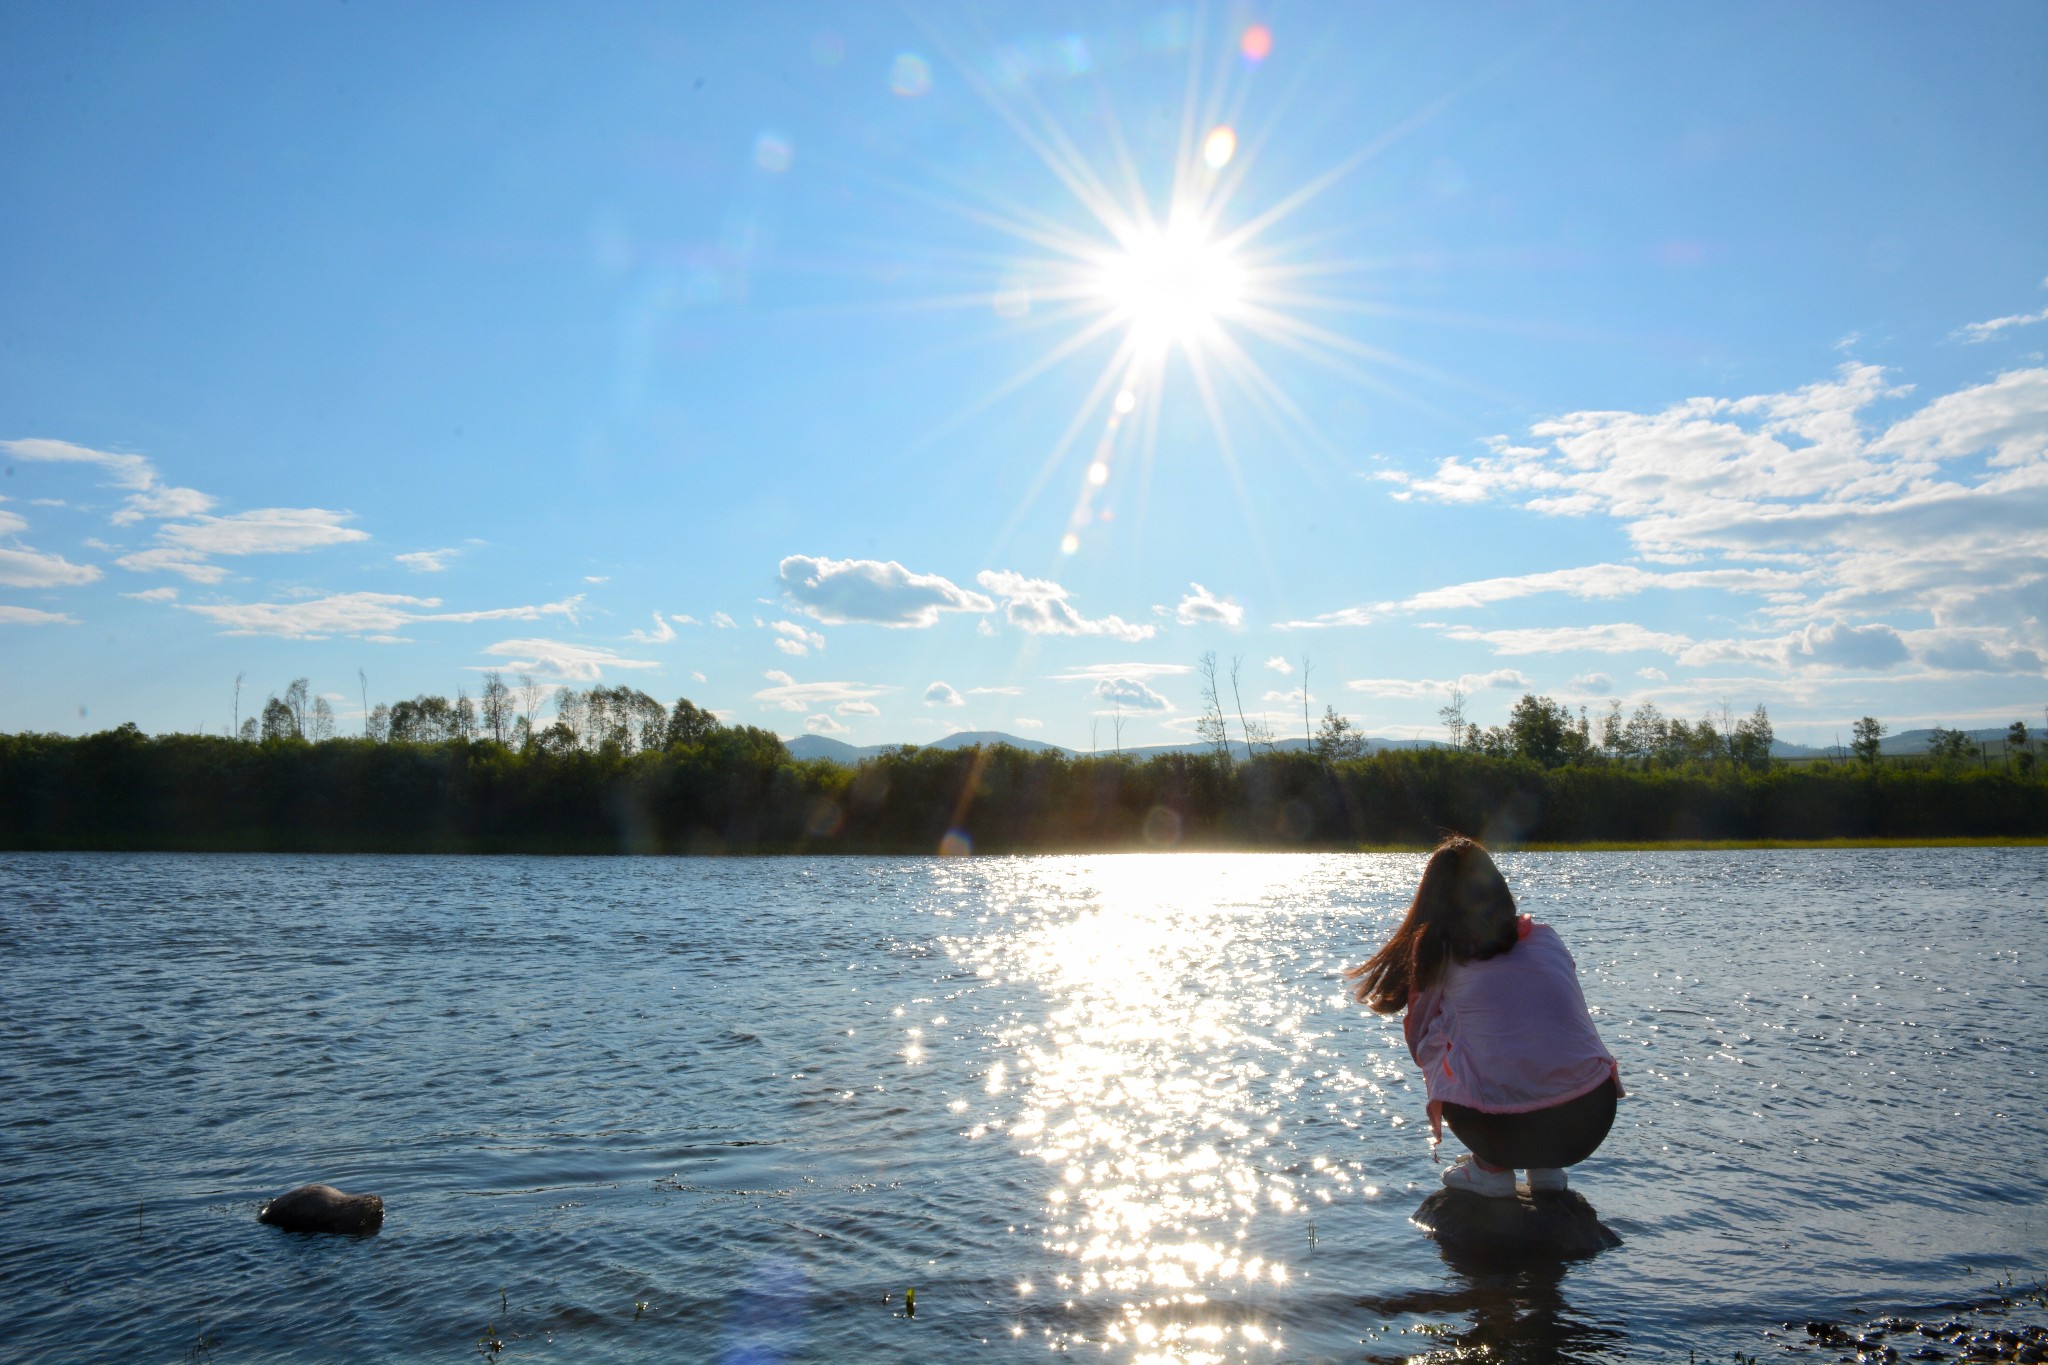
2, 849, 2041, 1363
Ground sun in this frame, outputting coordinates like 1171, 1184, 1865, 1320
1093, 217, 1247, 357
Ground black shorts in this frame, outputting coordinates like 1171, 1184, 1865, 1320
1441, 1074, 1618, 1170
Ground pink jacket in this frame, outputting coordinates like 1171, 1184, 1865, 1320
1403, 918, 1621, 1139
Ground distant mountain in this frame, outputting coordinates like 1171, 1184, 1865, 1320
784, 729, 1442, 764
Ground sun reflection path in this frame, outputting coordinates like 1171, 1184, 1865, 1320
941, 855, 1423, 1364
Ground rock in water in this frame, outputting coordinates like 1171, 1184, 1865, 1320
257, 1184, 384, 1235
1411, 1188, 1619, 1265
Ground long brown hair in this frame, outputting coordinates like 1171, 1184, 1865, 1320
1346, 835, 1519, 1013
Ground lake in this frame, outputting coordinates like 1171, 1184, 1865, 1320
1, 849, 2041, 1362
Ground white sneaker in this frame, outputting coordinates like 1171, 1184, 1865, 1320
1525, 1167, 1568, 1193
1440, 1157, 1517, 1199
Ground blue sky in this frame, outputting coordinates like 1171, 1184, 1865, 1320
4, 1, 2045, 748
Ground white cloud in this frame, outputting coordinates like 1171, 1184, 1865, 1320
584, 575, 610, 584
771, 619, 826, 656
835, 700, 880, 716
1380, 363, 2048, 665
122, 587, 179, 602
0, 604, 75, 625
627, 612, 677, 644
753, 670, 889, 713
1636, 667, 1668, 681
1275, 606, 1372, 630
481, 638, 658, 682
114, 548, 227, 583
966, 685, 1024, 695
1092, 677, 1172, 711
671, 614, 699, 626
156, 507, 368, 557
924, 681, 965, 706
804, 713, 851, 734
177, 591, 582, 639
1, 437, 218, 531
1013, 717, 1045, 729
1049, 661, 1192, 681
1, 437, 154, 488
1379, 562, 1811, 613
712, 611, 736, 628
780, 554, 994, 627
1264, 655, 1293, 675
1438, 622, 1695, 656
1173, 581, 1244, 627
1345, 669, 1529, 699
1956, 306, 2048, 343
1569, 672, 1613, 692
977, 570, 1156, 641
397, 548, 459, 573
0, 544, 102, 588
1676, 620, 1910, 672
112, 485, 215, 524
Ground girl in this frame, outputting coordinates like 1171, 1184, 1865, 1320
1348, 835, 1622, 1199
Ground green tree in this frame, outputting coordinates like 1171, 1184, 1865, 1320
1314, 705, 1364, 763
480, 671, 512, 745
1729, 704, 1773, 770
665, 696, 721, 748
1851, 716, 1885, 765
260, 696, 295, 742
283, 678, 310, 739
1927, 725, 1975, 765
1507, 693, 1573, 767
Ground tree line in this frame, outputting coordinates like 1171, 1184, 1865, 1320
4, 704, 2043, 854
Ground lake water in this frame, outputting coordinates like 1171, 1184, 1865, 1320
1, 850, 2041, 1363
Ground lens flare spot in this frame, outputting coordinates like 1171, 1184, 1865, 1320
1060, 533, 1080, 555
992, 283, 1032, 318
1114, 389, 1136, 414
889, 52, 931, 97
1087, 461, 1109, 486
753, 132, 793, 173
938, 828, 973, 856
1240, 24, 1273, 62
1202, 125, 1237, 170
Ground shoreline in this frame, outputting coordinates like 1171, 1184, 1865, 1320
2, 835, 2044, 856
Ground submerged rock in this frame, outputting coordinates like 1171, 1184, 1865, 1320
1410, 1187, 1620, 1264
257, 1183, 384, 1235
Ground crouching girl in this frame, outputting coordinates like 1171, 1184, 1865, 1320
1348, 835, 1622, 1198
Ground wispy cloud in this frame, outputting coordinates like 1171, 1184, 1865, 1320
753, 669, 888, 713
483, 637, 658, 681
978, 570, 1155, 640
1345, 669, 1529, 699
1049, 661, 1191, 681
923, 680, 965, 706
780, 554, 993, 627
1437, 622, 1696, 656
176, 591, 583, 639
804, 713, 851, 734
1372, 361, 2048, 672
396, 548, 460, 573
1264, 655, 1293, 675
0, 544, 102, 588
0, 604, 76, 625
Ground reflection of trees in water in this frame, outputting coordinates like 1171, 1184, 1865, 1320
1359, 1243, 1627, 1364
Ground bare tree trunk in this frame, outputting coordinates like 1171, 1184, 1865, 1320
1300, 654, 1312, 750
1196, 651, 1232, 766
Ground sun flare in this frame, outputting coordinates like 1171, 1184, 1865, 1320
1094, 218, 1247, 356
